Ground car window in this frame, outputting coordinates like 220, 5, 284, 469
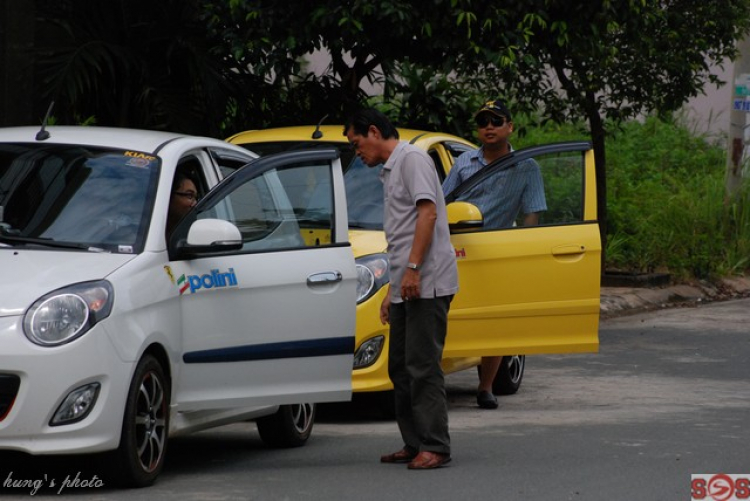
535, 151, 584, 225
0, 144, 158, 252
236, 140, 355, 169
195, 160, 338, 251
176, 155, 208, 196
344, 157, 384, 230
448, 147, 585, 229
235, 141, 294, 157
444, 141, 475, 164
235, 140, 384, 230
427, 149, 446, 182
208, 147, 255, 178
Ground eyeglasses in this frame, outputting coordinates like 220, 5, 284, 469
476, 115, 507, 128
172, 191, 199, 202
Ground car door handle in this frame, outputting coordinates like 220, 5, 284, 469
552, 244, 586, 256
307, 271, 343, 286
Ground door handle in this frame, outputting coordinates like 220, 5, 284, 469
552, 244, 586, 256
307, 271, 343, 286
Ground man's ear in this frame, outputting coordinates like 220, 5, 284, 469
368, 124, 381, 139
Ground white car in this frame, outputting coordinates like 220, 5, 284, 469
0, 126, 356, 486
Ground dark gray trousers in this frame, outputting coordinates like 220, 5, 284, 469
388, 295, 452, 455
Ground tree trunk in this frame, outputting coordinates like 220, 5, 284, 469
585, 100, 608, 276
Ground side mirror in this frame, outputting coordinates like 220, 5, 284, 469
172, 219, 242, 258
446, 201, 484, 233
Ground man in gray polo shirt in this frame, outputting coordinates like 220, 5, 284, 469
344, 109, 458, 470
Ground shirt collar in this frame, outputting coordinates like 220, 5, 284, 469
382, 141, 407, 171
477, 143, 515, 165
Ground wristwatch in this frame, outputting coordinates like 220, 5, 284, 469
406, 262, 421, 271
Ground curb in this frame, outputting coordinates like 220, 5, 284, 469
600, 275, 750, 318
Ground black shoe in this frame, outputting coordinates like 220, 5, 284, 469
477, 390, 498, 409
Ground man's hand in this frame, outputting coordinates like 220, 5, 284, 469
401, 268, 421, 301
380, 293, 391, 324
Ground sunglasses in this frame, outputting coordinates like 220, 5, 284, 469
476, 115, 507, 128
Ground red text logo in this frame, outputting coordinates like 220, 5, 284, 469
692, 474, 750, 501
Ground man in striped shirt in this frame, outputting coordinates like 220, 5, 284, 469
442, 99, 547, 409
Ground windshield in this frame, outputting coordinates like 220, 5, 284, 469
0, 144, 159, 253
239, 140, 384, 230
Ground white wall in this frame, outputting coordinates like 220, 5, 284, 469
684, 60, 734, 140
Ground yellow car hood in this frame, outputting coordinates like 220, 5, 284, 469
349, 229, 387, 258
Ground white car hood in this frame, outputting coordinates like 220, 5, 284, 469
0, 250, 135, 317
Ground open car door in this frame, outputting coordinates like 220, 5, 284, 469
444, 141, 600, 357
167, 149, 356, 410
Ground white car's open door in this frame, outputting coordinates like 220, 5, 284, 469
168, 149, 356, 411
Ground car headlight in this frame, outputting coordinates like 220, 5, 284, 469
23, 280, 114, 346
355, 254, 389, 304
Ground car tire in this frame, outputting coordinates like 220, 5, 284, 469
110, 354, 170, 487
476, 355, 526, 395
492, 355, 525, 395
257, 403, 315, 448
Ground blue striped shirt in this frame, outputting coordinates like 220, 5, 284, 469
442, 146, 547, 229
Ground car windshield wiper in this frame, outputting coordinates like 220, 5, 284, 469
0, 233, 106, 252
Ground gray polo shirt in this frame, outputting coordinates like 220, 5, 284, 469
380, 142, 459, 303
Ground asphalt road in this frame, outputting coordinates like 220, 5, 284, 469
1, 298, 748, 500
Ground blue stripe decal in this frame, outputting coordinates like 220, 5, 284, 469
183, 336, 354, 364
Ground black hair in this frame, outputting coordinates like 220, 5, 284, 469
171, 169, 197, 192
343, 108, 400, 140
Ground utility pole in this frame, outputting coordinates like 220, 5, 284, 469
726, 35, 750, 203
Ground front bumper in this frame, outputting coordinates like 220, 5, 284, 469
0, 315, 133, 455
351, 287, 483, 393
352, 287, 393, 393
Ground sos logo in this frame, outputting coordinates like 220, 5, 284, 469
692, 474, 750, 501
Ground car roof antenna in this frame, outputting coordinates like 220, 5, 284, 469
311, 114, 328, 139
36, 101, 55, 141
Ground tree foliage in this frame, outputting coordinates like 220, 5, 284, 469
197, 0, 750, 253
199, 0, 525, 130
463, 0, 750, 246
34, 0, 238, 136
34, 1, 750, 139
27, 0, 750, 262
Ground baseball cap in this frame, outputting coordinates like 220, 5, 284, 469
474, 100, 512, 121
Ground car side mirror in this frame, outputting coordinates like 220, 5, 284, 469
446, 201, 484, 233
171, 219, 243, 259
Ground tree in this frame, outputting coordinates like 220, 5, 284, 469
22, 0, 750, 264
201, 1, 526, 130
33, 0, 239, 136
203, 1, 750, 269
460, 1, 750, 266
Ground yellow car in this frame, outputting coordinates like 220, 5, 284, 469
227, 125, 600, 399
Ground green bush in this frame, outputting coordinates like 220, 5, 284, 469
604, 116, 747, 280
